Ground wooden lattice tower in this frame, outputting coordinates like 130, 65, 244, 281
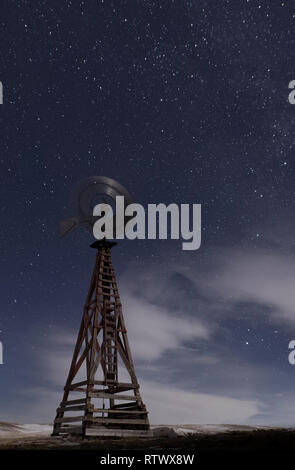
52, 240, 150, 437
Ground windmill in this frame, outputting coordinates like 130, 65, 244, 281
52, 177, 150, 437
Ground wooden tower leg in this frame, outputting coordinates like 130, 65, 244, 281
52, 240, 150, 437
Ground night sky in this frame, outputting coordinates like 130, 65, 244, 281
1, 0, 295, 425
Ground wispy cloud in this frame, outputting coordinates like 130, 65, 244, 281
186, 248, 295, 325
123, 246, 295, 327
122, 295, 210, 361
142, 381, 262, 425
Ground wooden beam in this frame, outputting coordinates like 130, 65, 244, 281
67, 380, 87, 390
55, 416, 84, 424
88, 392, 136, 400
88, 417, 148, 425
92, 409, 148, 414
57, 405, 87, 412
93, 381, 137, 389
61, 398, 87, 406
112, 402, 138, 409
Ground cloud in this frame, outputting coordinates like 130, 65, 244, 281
126, 245, 295, 327
191, 248, 295, 325
142, 381, 262, 425
122, 295, 210, 361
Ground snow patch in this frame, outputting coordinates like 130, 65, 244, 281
151, 424, 275, 435
18, 424, 52, 434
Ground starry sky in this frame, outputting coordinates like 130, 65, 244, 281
1, 0, 295, 425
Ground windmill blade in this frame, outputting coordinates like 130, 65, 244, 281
73, 176, 134, 233
59, 176, 135, 239
59, 217, 79, 238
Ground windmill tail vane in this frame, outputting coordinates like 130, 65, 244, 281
52, 239, 150, 437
